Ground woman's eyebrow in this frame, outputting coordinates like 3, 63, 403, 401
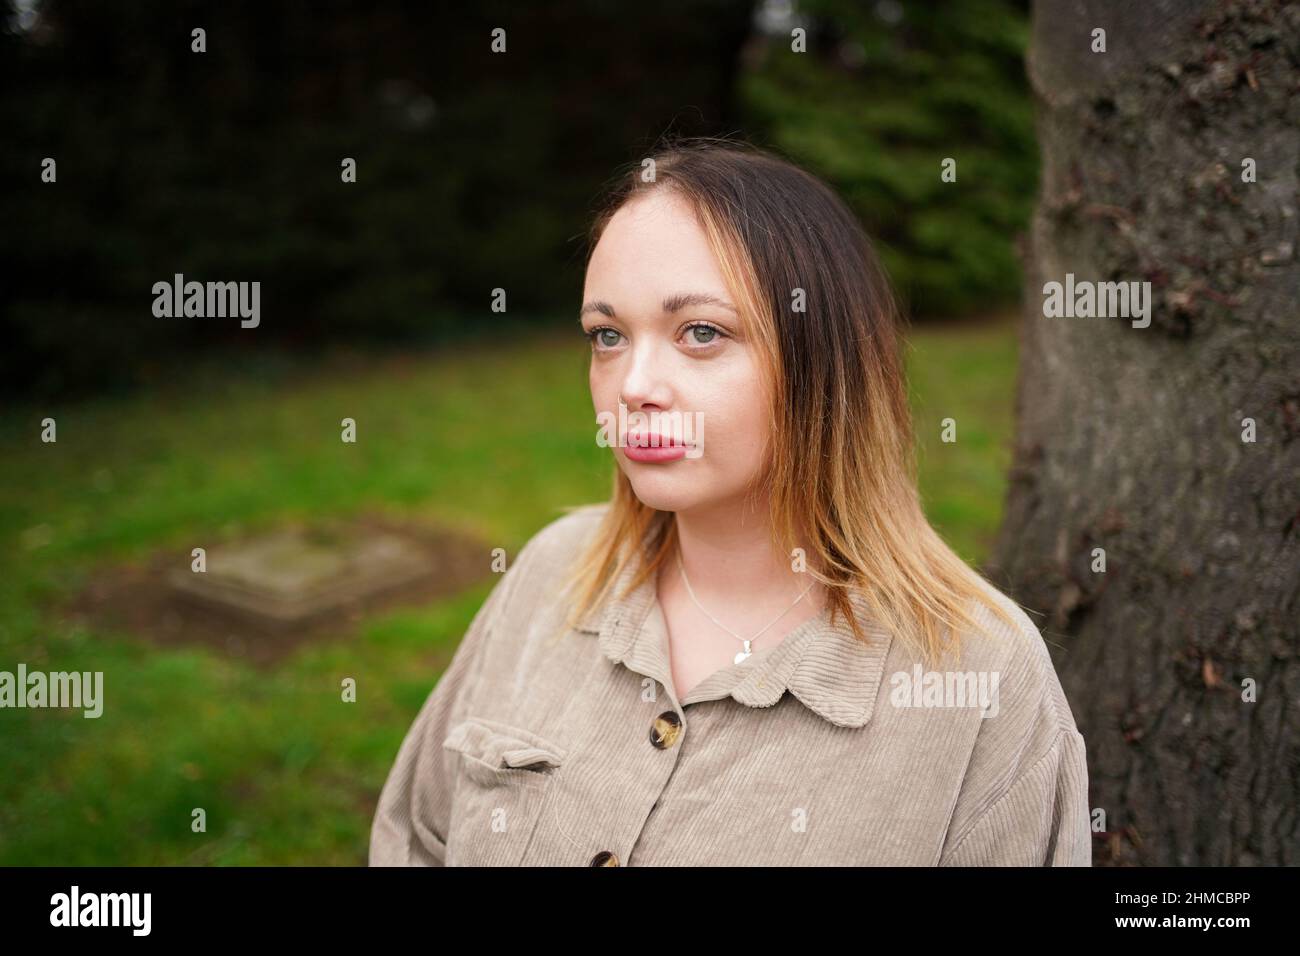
578, 292, 737, 321
662, 292, 737, 314
579, 300, 617, 320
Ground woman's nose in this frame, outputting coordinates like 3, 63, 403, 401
618, 348, 673, 410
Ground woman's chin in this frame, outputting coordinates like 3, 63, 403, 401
623, 472, 710, 514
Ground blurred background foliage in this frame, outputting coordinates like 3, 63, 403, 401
743, 0, 1036, 316
1, 0, 1033, 399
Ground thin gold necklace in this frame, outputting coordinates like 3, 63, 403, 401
676, 551, 816, 664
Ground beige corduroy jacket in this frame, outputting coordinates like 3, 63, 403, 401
369, 504, 1091, 866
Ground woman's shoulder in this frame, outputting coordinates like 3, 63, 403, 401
514, 503, 610, 574
949, 575, 1082, 741
489, 504, 610, 613
933, 577, 1091, 864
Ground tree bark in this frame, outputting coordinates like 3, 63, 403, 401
989, 0, 1299, 865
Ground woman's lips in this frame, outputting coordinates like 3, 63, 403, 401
622, 432, 690, 463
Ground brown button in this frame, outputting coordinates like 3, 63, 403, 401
590, 850, 619, 866
650, 710, 682, 749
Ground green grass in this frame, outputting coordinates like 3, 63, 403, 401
0, 317, 1017, 864
905, 317, 1020, 560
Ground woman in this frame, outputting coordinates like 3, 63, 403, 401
370, 137, 1090, 866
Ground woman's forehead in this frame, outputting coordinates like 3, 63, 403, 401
585, 193, 731, 304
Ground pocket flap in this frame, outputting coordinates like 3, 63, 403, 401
500, 745, 563, 770
443, 716, 566, 772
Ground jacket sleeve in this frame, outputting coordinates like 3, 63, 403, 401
367, 562, 517, 866
938, 727, 1092, 866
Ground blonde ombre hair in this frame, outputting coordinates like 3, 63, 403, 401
560, 137, 1015, 668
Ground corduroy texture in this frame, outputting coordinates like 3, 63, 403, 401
369, 505, 1091, 866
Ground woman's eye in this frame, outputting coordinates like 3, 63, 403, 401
587, 327, 623, 349
685, 323, 722, 346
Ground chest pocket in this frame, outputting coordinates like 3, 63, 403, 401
442, 716, 567, 866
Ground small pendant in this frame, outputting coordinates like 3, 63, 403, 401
734, 640, 752, 665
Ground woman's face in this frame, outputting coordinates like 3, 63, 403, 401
581, 189, 771, 515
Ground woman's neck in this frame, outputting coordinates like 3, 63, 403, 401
669, 496, 825, 630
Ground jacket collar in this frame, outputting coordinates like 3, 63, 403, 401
573, 553, 892, 729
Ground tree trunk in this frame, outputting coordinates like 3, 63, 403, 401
989, 0, 1299, 865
